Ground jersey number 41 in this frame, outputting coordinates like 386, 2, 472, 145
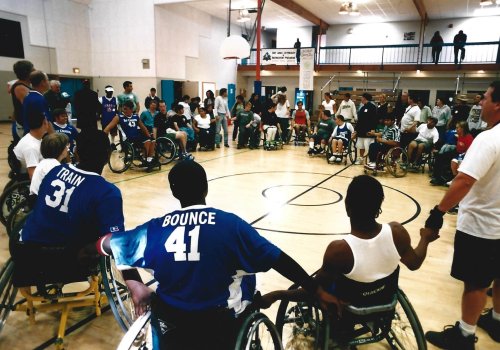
165, 226, 201, 262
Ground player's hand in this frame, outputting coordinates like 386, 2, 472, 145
420, 227, 440, 242
425, 205, 445, 229
315, 285, 345, 318
255, 291, 282, 309
125, 280, 153, 316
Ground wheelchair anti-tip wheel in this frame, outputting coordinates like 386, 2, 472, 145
235, 311, 283, 350
108, 141, 134, 173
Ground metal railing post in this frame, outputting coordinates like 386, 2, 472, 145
348, 48, 352, 69
381, 47, 385, 69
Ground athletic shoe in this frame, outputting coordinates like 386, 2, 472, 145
216, 144, 220, 148
446, 180, 452, 187
354, 157, 363, 165
224, 143, 230, 148
425, 322, 477, 350
328, 156, 336, 162
308, 148, 314, 155
335, 157, 343, 163
478, 309, 500, 342
430, 178, 445, 186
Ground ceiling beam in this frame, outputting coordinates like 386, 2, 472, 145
412, 0, 428, 22
270, 0, 329, 33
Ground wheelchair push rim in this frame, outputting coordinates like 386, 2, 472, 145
117, 311, 153, 350
386, 147, 409, 178
108, 141, 134, 173
235, 311, 284, 350
155, 137, 176, 165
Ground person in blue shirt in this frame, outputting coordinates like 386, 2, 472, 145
99, 85, 118, 144
91, 160, 339, 350
52, 108, 78, 154
140, 100, 157, 133
104, 100, 156, 170
23, 70, 54, 134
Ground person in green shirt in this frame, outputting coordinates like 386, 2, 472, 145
117, 80, 140, 113
140, 100, 157, 133
236, 102, 254, 149
418, 100, 433, 124
308, 110, 334, 155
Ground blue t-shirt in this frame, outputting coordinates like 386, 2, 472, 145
23, 91, 52, 134
443, 129, 457, 145
101, 96, 118, 127
22, 164, 124, 245
53, 123, 79, 152
119, 114, 141, 140
140, 110, 157, 132
110, 205, 281, 313
333, 123, 353, 141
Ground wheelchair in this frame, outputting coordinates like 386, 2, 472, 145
292, 124, 310, 146
364, 146, 409, 178
0, 220, 157, 349
108, 136, 176, 173
263, 126, 284, 151
326, 137, 358, 165
276, 288, 426, 350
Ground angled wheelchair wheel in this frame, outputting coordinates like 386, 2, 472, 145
155, 137, 176, 165
276, 298, 329, 350
386, 147, 408, 178
117, 311, 152, 350
386, 289, 427, 350
0, 180, 30, 226
108, 142, 134, 174
0, 258, 17, 334
348, 138, 358, 164
6, 197, 32, 239
235, 311, 283, 350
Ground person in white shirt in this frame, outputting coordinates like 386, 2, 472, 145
30, 133, 69, 195
214, 88, 230, 148
424, 80, 500, 350
322, 92, 336, 117
13, 111, 49, 179
193, 107, 215, 151
431, 98, 452, 139
178, 95, 192, 122
335, 92, 357, 123
467, 94, 486, 137
274, 94, 290, 143
400, 94, 421, 148
406, 117, 439, 169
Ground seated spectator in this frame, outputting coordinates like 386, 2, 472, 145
328, 115, 354, 163
430, 121, 473, 186
14, 111, 49, 179
193, 107, 215, 151
173, 105, 195, 143
261, 103, 281, 145
366, 116, 400, 169
249, 113, 261, 149
235, 102, 254, 149
154, 101, 193, 160
104, 100, 156, 170
140, 100, 157, 133
406, 117, 439, 169
292, 101, 310, 141
52, 108, 78, 154
308, 110, 334, 155
30, 133, 69, 195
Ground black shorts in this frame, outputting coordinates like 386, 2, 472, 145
128, 135, 149, 147
451, 230, 500, 288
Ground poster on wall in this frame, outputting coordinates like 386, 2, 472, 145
261, 48, 297, 65
299, 48, 315, 91
404, 32, 416, 40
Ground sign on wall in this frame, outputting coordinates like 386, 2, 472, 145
299, 48, 315, 91
261, 48, 297, 65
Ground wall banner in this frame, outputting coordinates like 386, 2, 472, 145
299, 48, 315, 91
261, 48, 297, 65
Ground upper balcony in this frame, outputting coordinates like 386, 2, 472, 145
238, 41, 500, 72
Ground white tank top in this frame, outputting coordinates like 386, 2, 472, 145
343, 224, 401, 283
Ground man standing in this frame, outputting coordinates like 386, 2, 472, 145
454, 30, 467, 66
214, 88, 230, 148
44, 80, 71, 114
425, 81, 500, 349
353, 93, 377, 164
399, 94, 421, 149
144, 87, 160, 110
335, 92, 357, 123
74, 80, 100, 131
452, 96, 471, 124
467, 94, 486, 137
294, 38, 301, 64
99, 85, 118, 142
10, 60, 34, 142
23, 70, 53, 134
118, 81, 140, 114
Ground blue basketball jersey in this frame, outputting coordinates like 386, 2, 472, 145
118, 114, 141, 140
53, 122, 79, 152
110, 205, 281, 313
101, 96, 118, 127
333, 122, 353, 141
21, 164, 124, 245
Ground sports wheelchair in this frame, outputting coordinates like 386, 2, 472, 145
262, 126, 284, 151
326, 137, 358, 165
275, 280, 426, 349
108, 136, 177, 173
364, 145, 409, 178
0, 221, 156, 349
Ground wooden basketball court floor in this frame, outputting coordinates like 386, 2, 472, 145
0, 123, 496, 349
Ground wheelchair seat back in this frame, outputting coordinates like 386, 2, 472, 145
7, 142, 28, 181
10, 241, 98, 287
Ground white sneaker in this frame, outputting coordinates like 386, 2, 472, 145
329, 156, 336, 162
368, 162, 376, 168
335, 157, 343, 163
354, 157, 363, 165
446, 180, 452, 186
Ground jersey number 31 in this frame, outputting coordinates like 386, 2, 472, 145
45, 179, 76, 213
165, 226, 201, 261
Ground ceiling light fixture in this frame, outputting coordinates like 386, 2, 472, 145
236, 10, 251, 22
480, 0, 494, 6
339, 2, 361, 16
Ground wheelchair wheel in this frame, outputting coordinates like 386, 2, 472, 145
386, 147, 408, 178
0, 180, 30, 226
347, 138, 358, 164
0, 258, 17, 334
276, 299, 329, 350
155, 137, 176, 165
117, 311, 152, 350
108, 142, 134, 173
6, 197, 32, 238
235, 311, 283, 350
386, 289, 427, 350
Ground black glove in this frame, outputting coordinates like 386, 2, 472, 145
425, 205, 445, 229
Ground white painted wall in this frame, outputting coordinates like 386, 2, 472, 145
425, 16, 500, 43
276, 26, 312, 48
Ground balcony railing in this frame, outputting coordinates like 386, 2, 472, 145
241, 41, 500, 67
